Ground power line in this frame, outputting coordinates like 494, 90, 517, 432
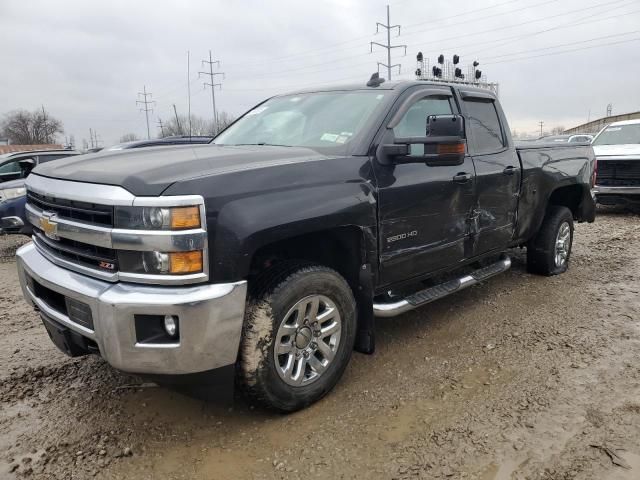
483, 35, 640, 65
224, 0, 632, 82
222, 0, 524, 68
136, 85, 155, 139
482, 29, 640, 62
370, 5, 407, 80
199, 50, 225, 131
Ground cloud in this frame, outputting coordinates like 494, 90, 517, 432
1, 0, 638, 144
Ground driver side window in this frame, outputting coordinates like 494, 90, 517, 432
0, 160, 21, 175
393, 97, 453, 156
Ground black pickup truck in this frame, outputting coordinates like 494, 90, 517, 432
16, 79, 596, 411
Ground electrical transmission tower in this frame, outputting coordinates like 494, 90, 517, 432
370, 5, 406, 81
199, 51, 224, 132
157, 118, 165, 138
136, 85, 155, 139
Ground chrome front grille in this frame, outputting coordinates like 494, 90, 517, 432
33, 229, 118, 273
27, 191, 114, 227
24, 174, 209, 285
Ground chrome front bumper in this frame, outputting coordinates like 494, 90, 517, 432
16, 242, 247, 375
593, 185, 640, 195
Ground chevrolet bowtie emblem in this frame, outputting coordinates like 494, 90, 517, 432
40, 211, 59, 240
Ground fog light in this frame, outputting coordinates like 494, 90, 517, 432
164, 315, 178, 337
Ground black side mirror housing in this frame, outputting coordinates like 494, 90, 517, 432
382, 114, 466, 166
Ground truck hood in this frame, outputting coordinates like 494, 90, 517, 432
592, 144, 640, 158
32, 144, 332, 196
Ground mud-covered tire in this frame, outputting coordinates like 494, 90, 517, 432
527, 206, 574, 276
238, 262, 357, 412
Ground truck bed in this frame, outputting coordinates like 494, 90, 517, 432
513, 143, 596, 243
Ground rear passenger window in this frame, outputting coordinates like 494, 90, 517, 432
464, 99, 505, 154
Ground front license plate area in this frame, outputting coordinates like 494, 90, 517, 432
41, 314, 91, 357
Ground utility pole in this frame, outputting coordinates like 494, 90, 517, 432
199, 50, 225, 133
187, 51, 192, 138
539, 121, 544, 137
370, 5, 406, 81
136, 85, 155, 139
172, 104, 183, 135
157, 118, 165, 138
89, 128, 94, 149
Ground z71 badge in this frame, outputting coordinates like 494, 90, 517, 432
387, 230, 418, 243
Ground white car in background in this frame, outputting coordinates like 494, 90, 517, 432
592, 119, 640, 207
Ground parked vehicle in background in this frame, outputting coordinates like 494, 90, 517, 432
106, 135, 214, 151
15, 79, 596, 412
0, 179, 28, 234
568, 134, 593, 143
537, 134, 571, 143
0, 150, 81, 235
0, 149, 81, 187
592, 119, 640, 207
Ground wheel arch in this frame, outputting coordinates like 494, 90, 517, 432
247, 225, 377, 354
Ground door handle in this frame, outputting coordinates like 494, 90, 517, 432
503, 166, 517, 175
452, 172, 472, 184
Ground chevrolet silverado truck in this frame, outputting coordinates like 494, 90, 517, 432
592, 119, 640, 207
16, 79, 596, 411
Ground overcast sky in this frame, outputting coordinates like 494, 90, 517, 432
1, 0, 639, 145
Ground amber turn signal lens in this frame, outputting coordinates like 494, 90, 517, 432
437, 142, 466, 155
170, 206, 201, 229
169, 251, 203, 274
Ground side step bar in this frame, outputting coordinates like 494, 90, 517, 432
373, 255, 511, 318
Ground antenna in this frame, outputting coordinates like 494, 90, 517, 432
370, 5, 407, 81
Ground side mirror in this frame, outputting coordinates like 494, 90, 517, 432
18, 158, 36, 175
382, 114, 466, 166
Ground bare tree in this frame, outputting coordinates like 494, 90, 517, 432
161, 112, 236, 138
1, 107, 64, 144
119, 133, 139, 143
550, 126, 566, 135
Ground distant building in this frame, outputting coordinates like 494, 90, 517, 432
0, 138, 9, 146
0, 144, 63, 155
565, 111, 640, 135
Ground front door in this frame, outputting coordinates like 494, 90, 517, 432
374, 87, 476, 287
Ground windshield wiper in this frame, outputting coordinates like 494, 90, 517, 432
229, 143, 293, 147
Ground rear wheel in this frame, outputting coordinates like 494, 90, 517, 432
238, 262, 356, 412
527, 206, 574, 276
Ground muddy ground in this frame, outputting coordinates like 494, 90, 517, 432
1, 208, 639, 480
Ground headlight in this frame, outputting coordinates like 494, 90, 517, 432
118, 250, 203, 275
0, 186, 27, 201
115, 206, 201, 230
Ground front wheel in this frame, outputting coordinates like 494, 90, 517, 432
527, 206, 574, 276
238, 263, 357, 412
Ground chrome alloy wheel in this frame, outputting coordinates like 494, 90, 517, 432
274, 295, 342, 386
555, 221, 571, 267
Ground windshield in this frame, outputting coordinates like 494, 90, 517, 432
214, 91, 388, 150
593, 124, 640, 146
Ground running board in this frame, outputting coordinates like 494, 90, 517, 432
373, 255, 511, 318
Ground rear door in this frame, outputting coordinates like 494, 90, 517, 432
459, 91, 520, 255
373, 86, 476, 286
